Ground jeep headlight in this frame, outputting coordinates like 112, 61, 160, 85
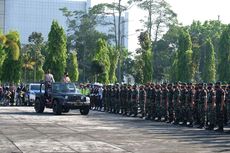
65, 96, 68, 100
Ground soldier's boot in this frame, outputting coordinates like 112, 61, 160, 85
215, 127, 224, 132
182, 119, 187, 126
187, 121, 194, 127
197, 123, 204, 129
173, 119, 179, 125
156, 116, 161, 121
205, 124, 214, 130
133, 110, 138, 117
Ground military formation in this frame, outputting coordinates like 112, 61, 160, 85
90, 81, 230, 132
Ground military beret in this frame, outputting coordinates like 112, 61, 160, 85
208, 83, 213, 86
216, 81, 221, 85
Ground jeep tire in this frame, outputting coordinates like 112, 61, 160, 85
80, 106, 90, 115
34, 98, 45, 113
62, 107, 70, 113
53, 100, 62, 115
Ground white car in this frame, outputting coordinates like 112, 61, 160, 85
25, 83, 45, 105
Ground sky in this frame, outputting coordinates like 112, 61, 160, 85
90, 0, 230, 51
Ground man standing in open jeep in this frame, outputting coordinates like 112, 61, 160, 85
44, 69, 55, 97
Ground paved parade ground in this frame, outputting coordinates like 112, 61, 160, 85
0, 107, 230, 153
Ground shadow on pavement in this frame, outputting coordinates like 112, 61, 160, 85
0, 111, 82, 116
89, 111, 230, 151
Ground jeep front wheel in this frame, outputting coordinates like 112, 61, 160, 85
34, 98, 45, 113
80, 107, 90, 115
53, 100, 62, 115
62, 107, 70, 113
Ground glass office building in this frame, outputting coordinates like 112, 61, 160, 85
1, 0, 91, 44
0, 0, 5, 32
0, 0, 128, 48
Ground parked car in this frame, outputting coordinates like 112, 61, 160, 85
25, 83, 45, 106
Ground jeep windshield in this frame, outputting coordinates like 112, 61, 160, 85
52, 83, 79, 93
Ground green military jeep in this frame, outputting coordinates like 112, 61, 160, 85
34, 82, 90, 115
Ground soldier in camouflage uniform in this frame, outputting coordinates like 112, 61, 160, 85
114, 85, 120, 114
131, 85, 139, 117
215, 82, 225, 132
120, 85, 125, 115
127, 85, 132, 116
227, 83, 230, 124
106, 86, 111, 112
155, 84, 162, 121
185, 83, 194, 127
102, 86, 107, 112
180, 83, 187, 125
139, 85, 146, 118
206, 83, 216, 130
110, 86, 116, 113
197, 83, 207, 128
193, 84, 200, 125
167, 84, 174, 123
150, 84, 156, 120
222, 85, 228, 125
145, 84, 152, 119
173, 83, 181, 125
123, 85, 129, 115
161, 83, 169, 121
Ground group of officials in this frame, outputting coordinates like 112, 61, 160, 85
90, 82, 230, 132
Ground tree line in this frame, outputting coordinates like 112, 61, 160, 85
0, 0, 230, 84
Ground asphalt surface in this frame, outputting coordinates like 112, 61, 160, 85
0, 107, 230, 153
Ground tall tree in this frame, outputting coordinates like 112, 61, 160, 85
94, 38, 110, 84
133, 55, 144, 84
218, 24, 230, 82
67, 51, 79, 82
44, 20, 67, 81
177, 29, 194, 82
129, 0, 177, 80
108, 46, 119, 83
28, 32, 45, 82
21, 49, 36, 82
202, 38, 216, 82
1, 31, 22, 83
188, 20, 226, 80
92, 1, 130, 83
138, 31, 153, 83
169, 52, 178, 82
0, 33, 7, 80
60, 7, 108, 82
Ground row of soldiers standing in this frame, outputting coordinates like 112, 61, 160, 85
101, 82, 230, 132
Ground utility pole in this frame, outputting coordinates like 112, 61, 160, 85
118, 0, 122, 83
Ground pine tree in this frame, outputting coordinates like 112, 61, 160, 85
177, 29, 194, 82
67, 51, 79, 82
94, 38, 110, 84
218, 24, 230, 82
169, 52, 178, 82
202, 38, 216, 82
108, 46, 118, 83
44, 20, 67, 81
138, 31, 153, 83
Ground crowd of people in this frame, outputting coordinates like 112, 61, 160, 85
89, 82, 230, 132
0, 70, 70, 106
0, 83, 28, 106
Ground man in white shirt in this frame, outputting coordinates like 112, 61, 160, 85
63, 72, 71, 83
44, 69, 55, 97
98, 86, 103, 110
45, 69, 55, 84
